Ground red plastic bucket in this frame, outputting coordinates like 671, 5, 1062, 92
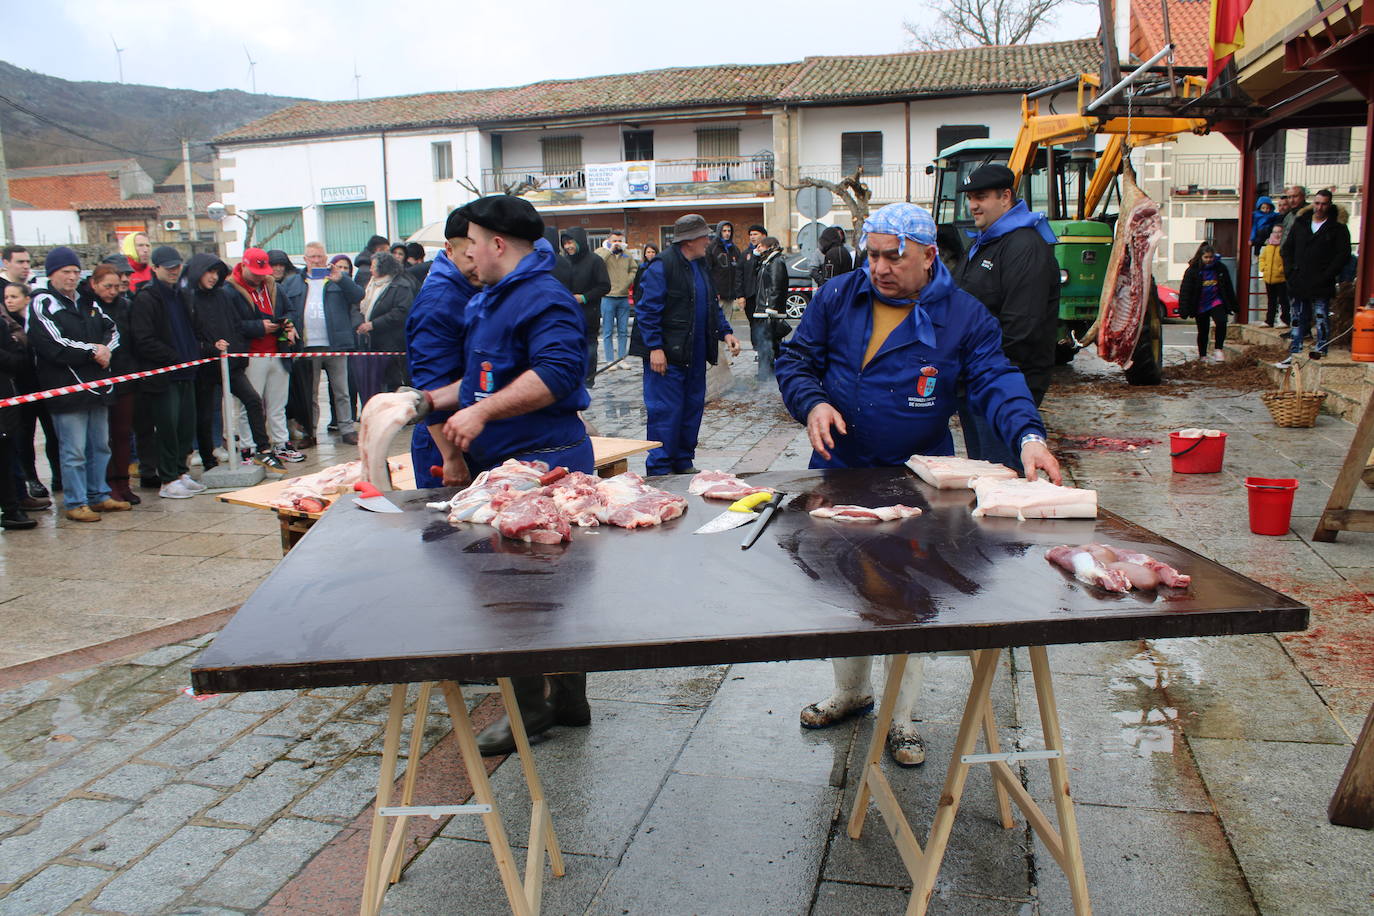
1245, 477, 1298, 536
1170, 431, 1227, 473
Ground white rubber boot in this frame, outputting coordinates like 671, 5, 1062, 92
800, 656, 875, 728
884, 654, 927, 767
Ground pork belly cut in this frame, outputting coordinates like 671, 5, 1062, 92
809, 504, 922, 523
971, 479, 1098, 520
905, 455, 1019, 489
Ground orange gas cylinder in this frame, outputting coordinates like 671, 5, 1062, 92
1355, 300, 1374, 363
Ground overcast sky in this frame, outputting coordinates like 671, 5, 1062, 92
5, 0, 1096, 101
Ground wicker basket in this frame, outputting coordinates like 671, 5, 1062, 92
1262, 366, 1326, 428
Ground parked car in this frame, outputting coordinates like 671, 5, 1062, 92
782, 254, 817, 318
1158, 283, 1181, 319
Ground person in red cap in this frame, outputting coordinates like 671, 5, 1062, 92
226, 248, 301, 462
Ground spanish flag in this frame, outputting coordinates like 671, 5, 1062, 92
1208, 0, 1253, 84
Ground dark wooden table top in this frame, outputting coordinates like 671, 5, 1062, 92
192, 468, 1308, 693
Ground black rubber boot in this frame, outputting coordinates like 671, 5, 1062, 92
549, 673, 590, 727
1, 507, 37, 530
477, 675, 553, 756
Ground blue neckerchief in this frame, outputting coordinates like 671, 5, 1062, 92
860, 260, 941, 349
966, 200, 1057, 261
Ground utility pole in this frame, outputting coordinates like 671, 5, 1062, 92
181, 138, 199, 241
0, 118, 14, 246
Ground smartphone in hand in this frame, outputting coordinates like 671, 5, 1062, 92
308, 267, 329, 280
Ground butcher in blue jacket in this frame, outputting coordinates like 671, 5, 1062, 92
774, 202, 1062, 767
404, 208, 481, 488
403, 195, 592, 758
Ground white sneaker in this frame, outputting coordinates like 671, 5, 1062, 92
213, 447, 230, 463
178, 474, 207, 493
1274, 356, 1294, 369
159, 479, 195, 499
1211, 349, 1226, 363
190, 453, 202, 467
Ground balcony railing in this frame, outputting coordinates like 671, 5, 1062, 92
795, 165, 935, 208
481, 156, 775, 199
1170, 153, 1364, 198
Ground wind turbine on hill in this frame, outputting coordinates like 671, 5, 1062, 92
244, 45, 258, 93
110, 34, 125, 83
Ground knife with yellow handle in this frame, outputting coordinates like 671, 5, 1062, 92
691, 490, 775, 534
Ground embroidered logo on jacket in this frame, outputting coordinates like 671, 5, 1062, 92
479, 361, 495, 393
908, 366, 939, 407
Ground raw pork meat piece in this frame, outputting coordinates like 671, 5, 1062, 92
485, 458, 549, 490
545, 472, 608, 527
1046, 544, 1189, 591
1045, 545, 1132, 592
971, 479, 1098, 520
905, 455, 1019, 489
269, 460, 367, 509
357, 392, 420, 489
809, 504, 922, 523
1096, 156, 1164, 368
493, 490, 571, 544
598, 472, 688, 529
688, 470, 775, 501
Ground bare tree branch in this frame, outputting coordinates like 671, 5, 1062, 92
903, 0, 1093, 51
780, 167, 874, 226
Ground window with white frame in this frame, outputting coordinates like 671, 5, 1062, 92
432, 141, 453, 181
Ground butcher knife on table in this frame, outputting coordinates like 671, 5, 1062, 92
693, 490, 774, 534
353, 481, 402, 513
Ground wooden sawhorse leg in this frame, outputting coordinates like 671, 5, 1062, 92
847, 648, 1091, 916
359, 679, 565, 916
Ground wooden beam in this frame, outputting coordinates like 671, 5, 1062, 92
1329, 702, 1374, 829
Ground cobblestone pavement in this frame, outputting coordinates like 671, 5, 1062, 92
1, 342, 1371, 914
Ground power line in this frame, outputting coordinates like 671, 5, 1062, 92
0, 91, 208, 163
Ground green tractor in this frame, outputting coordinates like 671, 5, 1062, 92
930, 138, 1162, 385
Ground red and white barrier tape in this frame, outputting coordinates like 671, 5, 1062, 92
0, 350, 404, 409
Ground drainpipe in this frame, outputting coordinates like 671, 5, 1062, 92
381, 131, 392, 239
904, 102, 912, 202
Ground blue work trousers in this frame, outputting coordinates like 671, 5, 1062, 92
411, 424, 443, 489
643, 361, 707, 476
1289, 297, 1329, 354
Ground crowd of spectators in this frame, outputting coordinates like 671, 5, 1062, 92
0, 234, 421, 530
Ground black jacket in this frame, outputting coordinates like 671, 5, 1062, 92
740, 244, 761, 301
955, 225, 1060, 399
186, 253, 267, 367
753, 249, 789, 318
131, 276, 201, 392
26, 287, 118, 412
0, 312, 25, 435
98, 292, 138, 376
1282, 212, 1352, 300
628, 243, 724, 367
631, 257, 656, 307
813, 227, 854, 285
359, 277, 413, 352
706, 221, 743, 299
1177, 260, 1237, 319
553, 227, 610, 334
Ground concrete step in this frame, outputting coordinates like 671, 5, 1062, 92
1228, 323, 1373, 423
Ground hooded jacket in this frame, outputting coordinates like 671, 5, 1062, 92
26, 286, 118, 412
406, 250, 478, 429
1178, 257, 1238, 318
131, 274, 201, 391
553, 228, 611, 331
776, 259, 1045, 468
186, 253, 267, 366
459, 239, 590, 470
1281, 207, 1352, 300
226, 263, 291, 360
1259, 238, 1286, 285
121, 234, 152, 293
1251, 196, 1281, 249
955, 200, 1060, 399
814, 226, 854, 285
706, 220, 743, 299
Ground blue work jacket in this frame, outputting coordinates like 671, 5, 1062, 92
775, 259, 1045, 468
459, 239, 590, 470
406, 250, 477, 428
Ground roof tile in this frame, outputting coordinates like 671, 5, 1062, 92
215, 40, 1101, 144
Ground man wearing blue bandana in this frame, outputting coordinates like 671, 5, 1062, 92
954, 164, 1060, 468
404, 194, 593, 757
775, 201, 1061, 766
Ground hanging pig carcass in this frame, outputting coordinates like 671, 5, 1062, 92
1091, 153, 1164, 369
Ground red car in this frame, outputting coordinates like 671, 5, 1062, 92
1157, 283, 1181, 319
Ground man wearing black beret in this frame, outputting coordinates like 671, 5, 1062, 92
953, 164, 1059, 469
400, 195, 594, 754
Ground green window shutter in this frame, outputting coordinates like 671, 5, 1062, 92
249, 207, 305, 255
394, 200, 423, 239
322, 203, 376, 255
